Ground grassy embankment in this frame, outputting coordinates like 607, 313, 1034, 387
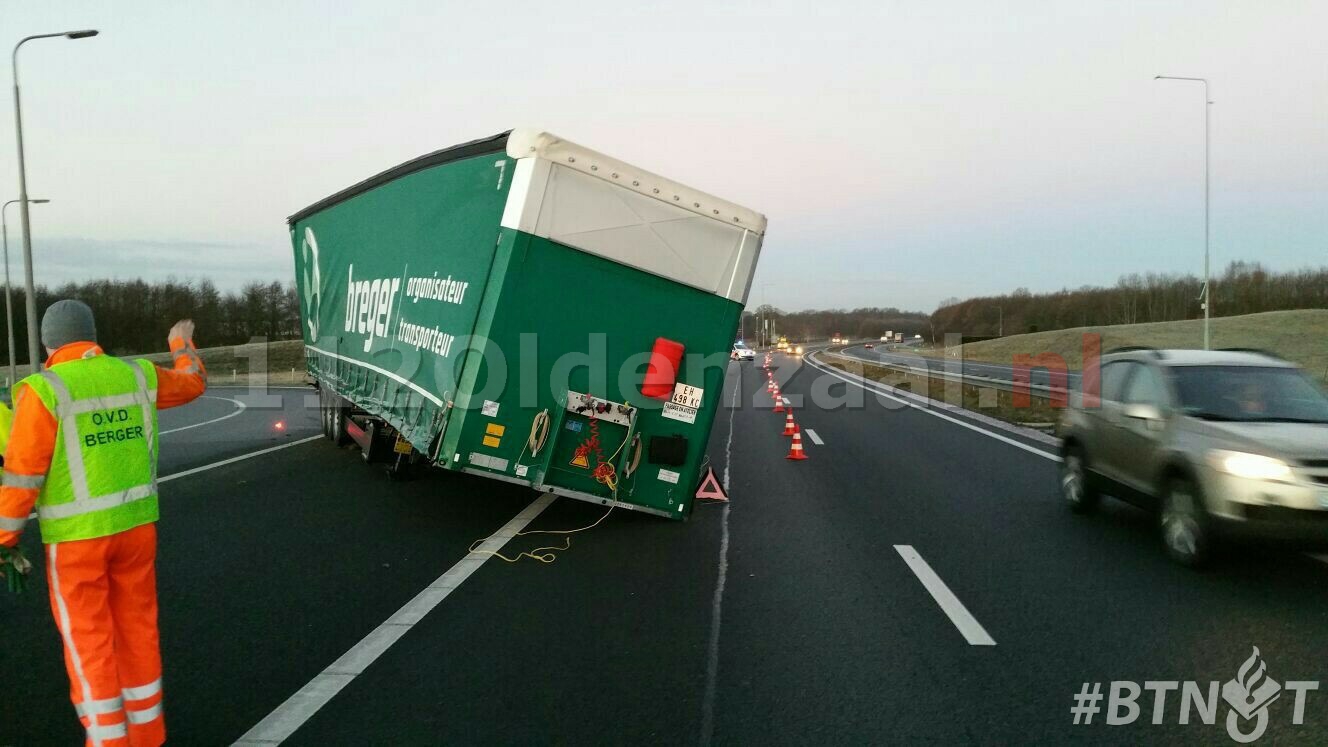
141, 339, 308, 385
925, 309, 1328, 382
816, 354, 1060, 429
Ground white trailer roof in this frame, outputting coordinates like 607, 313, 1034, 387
501, 129, 766, 304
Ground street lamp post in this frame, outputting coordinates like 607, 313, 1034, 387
2, 198, 49, 387
1155, 75, 1212, 349
13, 29, 99, 373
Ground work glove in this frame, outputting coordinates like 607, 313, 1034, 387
0, 545, 33, 595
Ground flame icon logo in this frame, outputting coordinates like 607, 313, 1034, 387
1238, 648, 1268, 698
1222, 646, 1281, 743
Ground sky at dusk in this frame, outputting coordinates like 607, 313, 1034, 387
2, 1, 1324, 311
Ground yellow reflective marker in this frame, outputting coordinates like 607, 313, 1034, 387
482, 435, 501, 448
485, 423, 505, 437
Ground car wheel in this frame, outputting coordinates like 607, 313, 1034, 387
1061, 445, 1099, 513
1160, 477, 1212, 568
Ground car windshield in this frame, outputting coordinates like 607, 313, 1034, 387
1171, 365, 1328, 423
734, 343, 749, 351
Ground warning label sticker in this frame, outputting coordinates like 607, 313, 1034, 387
657, 468, 680, 484
662, 401, 698, 425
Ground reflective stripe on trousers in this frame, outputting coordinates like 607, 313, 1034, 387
46, 524, 165, 747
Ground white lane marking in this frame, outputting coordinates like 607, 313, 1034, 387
160, 395, 247, 434
234, 493, 557, 745
701, 364, 741, 746
894, 545, 996, 646
206, 385, 312, 391
806, 355, 1059, 463
17, 406, 299, 518
804, 428, 823, 446
159, 436, 322, 483
1312, 554, 1328, 565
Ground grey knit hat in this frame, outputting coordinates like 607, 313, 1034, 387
41, 299, 98, 349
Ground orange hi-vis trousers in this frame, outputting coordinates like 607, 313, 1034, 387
46, 522, 165, 747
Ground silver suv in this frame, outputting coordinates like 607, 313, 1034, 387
1059, 348, 1328, 567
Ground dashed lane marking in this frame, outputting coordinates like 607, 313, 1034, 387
234, 493, 557, 745
895, 545, 996, 646
804, 428, 823, 445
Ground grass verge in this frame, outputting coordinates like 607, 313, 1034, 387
139, 339, 309, 385
817, 354, 1060, 430
921, 309, 1328, 381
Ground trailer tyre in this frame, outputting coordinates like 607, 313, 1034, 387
361, 421, 377, 463
319, 389, 332, 440
321, 389, 350, 446
330, 404, 350, 446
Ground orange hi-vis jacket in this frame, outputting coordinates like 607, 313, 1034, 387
0, 338, 206, 547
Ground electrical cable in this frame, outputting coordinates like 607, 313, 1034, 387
512, 409, 550, 477
468, 500, 616, 564
469, 410, 628, 564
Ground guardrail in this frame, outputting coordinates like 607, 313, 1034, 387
814, 349, 1067, 398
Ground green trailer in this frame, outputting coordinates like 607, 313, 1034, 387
288, 130, 765, 518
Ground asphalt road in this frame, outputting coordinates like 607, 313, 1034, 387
838, 342, 1085, 392
5, 368, 1327, 745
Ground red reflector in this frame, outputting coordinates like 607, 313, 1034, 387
641, 337, 685, 399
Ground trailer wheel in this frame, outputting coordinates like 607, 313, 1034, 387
360, 421, 377, 463
321, 390, 350, 446
319, 389, 333, 440
330, 405, 350, 446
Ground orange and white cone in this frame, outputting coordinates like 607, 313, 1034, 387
782, 409, 796, 436
773, 393, 785, 413
786, 430, 808, 460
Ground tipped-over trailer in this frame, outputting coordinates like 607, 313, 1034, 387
289, 130, 765, 518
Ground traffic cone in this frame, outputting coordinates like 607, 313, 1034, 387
786, 430, 808, 460
782, 409, 796, 436
773, 392, 785, 413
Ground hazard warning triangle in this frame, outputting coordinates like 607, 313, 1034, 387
694, 467, 728, 502
570, 447, 590, 468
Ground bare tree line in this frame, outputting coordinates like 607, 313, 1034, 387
741, 306, 931, 342
929, 261, 1328, 339
1, 279, 300, 366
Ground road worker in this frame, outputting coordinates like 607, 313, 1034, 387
0, 300, 206, 747
0, 400, 22, 592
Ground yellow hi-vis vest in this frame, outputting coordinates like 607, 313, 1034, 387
0, 401, 13, 465
19, 355, 159, 544
0, 401, 13, 487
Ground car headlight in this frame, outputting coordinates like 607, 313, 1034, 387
795, 346, 803, 354
1207, 450, 1294, 482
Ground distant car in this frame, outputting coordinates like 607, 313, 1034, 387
864, 343, 874, 349
731, 343, 756, 361
1059, 348, 1328, 567
791, 345, 804, 357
